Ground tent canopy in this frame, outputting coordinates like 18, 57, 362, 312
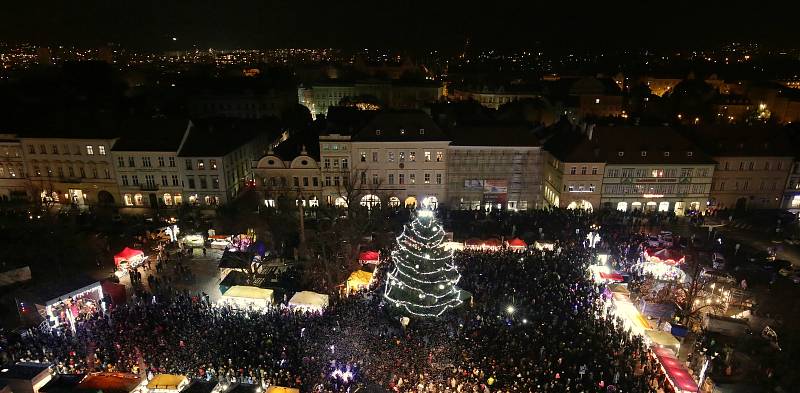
346, 270, 373, 292
114, 247, 144, 267
288, 291, 329, 311
507, 238, 527, 248
645, 330, 681, 350
483, 238, 501, 247
146, 374, 188, 390
358, 250, 380, 262
222, 286, 274, 301
653, 347, 699, 392
266, 387, 300, 393
646, 248, 686, 265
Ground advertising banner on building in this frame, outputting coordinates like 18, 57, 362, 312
464, 179, 484, 190
483, 180, 508, 204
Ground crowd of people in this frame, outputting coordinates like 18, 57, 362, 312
1, 210, 683, 392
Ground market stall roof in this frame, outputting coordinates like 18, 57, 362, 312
77, 373, 141, 393
265, 387, 299, 393
114, 247, 144, 267
181, 381, 218, 393
146, 374, 188, 390
358, 250, 380, 263
645, 330, 681, 350
645, 248, 686, 265
346, 270, 373, 291
0, 362, 52, 380
222, 286, 274, 301
218, 251, 255, 270
483, 238, 502, 247
39, 374, 85, 393
44, 281, 103, 307
288, 291, 329, 311
441, 241, 465, 252
653, 347, 699, 392
533, 241, 555, 250
608, 284, 630, 294
507, 238, 527, 248
600, 272, 624, 282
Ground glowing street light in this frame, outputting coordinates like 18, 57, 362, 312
506, 305, 516, 314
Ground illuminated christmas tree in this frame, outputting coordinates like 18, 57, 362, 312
384, 210, 467, 317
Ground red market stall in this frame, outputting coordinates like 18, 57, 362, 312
464, 238, 482, 250
600, 272, 625, 282
645, 248, 686, 265
652, 347, 699, 392
114, 247, 145, 269
507, 238, 527, 251
358, 250, 380, 264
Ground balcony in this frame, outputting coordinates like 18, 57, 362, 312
140, 184, 159, 191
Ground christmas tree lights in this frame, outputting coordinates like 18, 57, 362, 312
384, 210, 467, 317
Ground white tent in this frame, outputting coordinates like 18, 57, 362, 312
288, 291, 329, 312
219, 286, 274, 310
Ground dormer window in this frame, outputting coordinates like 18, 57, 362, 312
375, 129, 381, 135
419, 128, 425, 135
400, 128, 405, 135
618, 151, 624, 157
687, 151, 694, 157
641, 151, 647, 157
664, 152, 670, 157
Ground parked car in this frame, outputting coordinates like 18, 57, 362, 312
778, 266, 800, 283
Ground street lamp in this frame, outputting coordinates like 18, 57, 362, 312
506, 305, 516, 314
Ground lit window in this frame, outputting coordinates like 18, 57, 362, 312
86, 145, 94, 155
98, 146, 106, 155
424, 151, 431, 162
595, 98, 600, 104
436, 151, 443, 162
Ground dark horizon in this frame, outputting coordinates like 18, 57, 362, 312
3, 1, 800, 51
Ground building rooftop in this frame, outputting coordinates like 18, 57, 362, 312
448, 125, 540, 147
110, 118, 189, 152
353, 111, 448, 142
178, 118, 281, 157
548, 125, 714, 165
690, 125, 796, 157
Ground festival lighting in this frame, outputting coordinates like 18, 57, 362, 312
384, 210, 466, 317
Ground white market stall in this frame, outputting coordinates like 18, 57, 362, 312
219, 286, 274, 310
146, 374, 189, 393
181, 234, 205, 248
533, 241, 555, 251
644, 330, 682, 354
441, 241, 465, 252
45, 282, 105, 331
288, 291, 329, 313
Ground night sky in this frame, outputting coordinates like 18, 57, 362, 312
2, 1, 799, 50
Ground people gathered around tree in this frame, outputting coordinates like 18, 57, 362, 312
1, 209, 678, 392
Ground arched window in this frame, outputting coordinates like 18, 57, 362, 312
334, 197, 348, 208
133, 193, 144, 206
422, 196, 438, 209
360, 194, 381, 209
616, 202, 628, 211
388, 196, 401, 207
163, 193, 173, 206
